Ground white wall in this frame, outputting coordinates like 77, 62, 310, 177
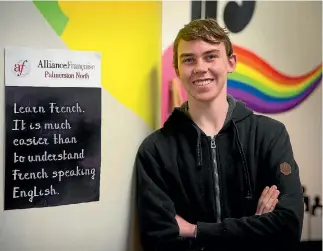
0, 2, 153, 251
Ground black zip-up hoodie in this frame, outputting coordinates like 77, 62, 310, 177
135, 96, 304, 251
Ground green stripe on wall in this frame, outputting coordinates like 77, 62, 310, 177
33, 1, 68, 36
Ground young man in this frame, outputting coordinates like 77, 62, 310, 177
135, 19, 304, 251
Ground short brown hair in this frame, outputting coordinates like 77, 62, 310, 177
173, 19, 233, 71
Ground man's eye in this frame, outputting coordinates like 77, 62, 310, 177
182, 58, 194, 63
206, 55, 217, 60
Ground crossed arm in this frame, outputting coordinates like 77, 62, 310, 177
176, 185, 280, 238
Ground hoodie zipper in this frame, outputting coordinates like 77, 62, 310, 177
211, 136, 221, 223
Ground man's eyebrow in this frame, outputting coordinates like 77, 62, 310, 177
203, 49, 220, 54
179, 49, 220, 58
179, 53, 194, 59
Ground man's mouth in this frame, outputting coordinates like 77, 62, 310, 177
192, 79, 213, 86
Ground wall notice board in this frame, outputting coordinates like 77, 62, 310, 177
4, 47, 102, 210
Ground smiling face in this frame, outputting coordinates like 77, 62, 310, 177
176, 39, 236, 103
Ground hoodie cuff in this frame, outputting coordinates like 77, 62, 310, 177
196, 221, 223, 242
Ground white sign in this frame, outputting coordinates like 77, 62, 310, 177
5, 46, 101, 88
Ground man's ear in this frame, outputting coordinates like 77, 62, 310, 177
227, 53, 237, 73
175, 68, 179, 77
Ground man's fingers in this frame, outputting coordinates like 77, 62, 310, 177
263, 190, 280, 213
258, 185, 276, 213
271, 199, 279, 210
256, 186, 270, 214
257, 186, 269, 207
257, 185, 278, 214
268, 199, 279, 213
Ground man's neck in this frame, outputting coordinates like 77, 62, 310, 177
188, 94, 229, 136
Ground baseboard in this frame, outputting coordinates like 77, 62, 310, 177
300, 241, 322, 251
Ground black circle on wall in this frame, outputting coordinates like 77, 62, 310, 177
223, 1, 256, 33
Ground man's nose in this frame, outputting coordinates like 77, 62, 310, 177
193, 59, 208, 74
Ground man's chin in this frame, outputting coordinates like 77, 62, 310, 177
190, 90, 225, 103
192, 94, 216, 103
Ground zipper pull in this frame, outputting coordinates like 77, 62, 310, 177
211, 137, 216, 149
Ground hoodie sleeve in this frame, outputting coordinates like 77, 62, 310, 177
135, 143, 192, 251
195, 124, 304, 249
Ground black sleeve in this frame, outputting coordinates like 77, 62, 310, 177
195, 124, 304, 250
135, 143, 192, 251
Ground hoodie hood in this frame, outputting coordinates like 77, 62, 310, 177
163, 95, 254, 201
164, 95, 253, 133
179, 94, 237, 128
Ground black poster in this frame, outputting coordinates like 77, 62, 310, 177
4, 47, 102, 210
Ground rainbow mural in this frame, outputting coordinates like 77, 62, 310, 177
229, 45, 322, 113
162, 43, 322, 124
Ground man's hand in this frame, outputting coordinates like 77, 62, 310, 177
175, 215, 196, 238
256, 185, 280, 215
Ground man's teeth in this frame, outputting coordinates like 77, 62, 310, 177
193, 80, 212, 86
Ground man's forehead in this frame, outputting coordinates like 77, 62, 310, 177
178, 39, 224, 56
